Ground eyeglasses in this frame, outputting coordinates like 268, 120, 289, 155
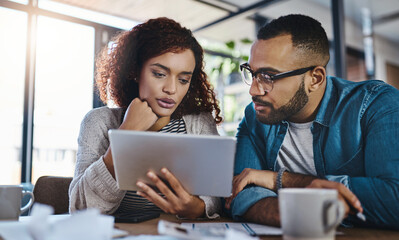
240, 63, 316, 93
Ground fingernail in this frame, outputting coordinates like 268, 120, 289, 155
147, 172, 156, 178
161, 168, 167, 174
136, 191, 142, 196
137, 182, 144, 187
355, 200, 361, 208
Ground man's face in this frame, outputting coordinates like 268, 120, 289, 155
248, 35, 310, 124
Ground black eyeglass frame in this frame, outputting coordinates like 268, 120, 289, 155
239, 63, 316, 92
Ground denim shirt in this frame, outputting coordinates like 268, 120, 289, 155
230, 76, 399, 229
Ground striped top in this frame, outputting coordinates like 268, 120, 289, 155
113, 118, 187, 216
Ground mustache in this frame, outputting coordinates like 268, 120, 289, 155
252, 96, 274, 108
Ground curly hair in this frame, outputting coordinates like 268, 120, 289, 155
95, 17, 222, 124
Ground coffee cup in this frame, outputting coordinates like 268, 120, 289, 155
0, 185, 34, 220
279, 188, 345, 240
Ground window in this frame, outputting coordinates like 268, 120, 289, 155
0, 7, 27, 184
31, 16, 94, 183
8, 0, 28, 4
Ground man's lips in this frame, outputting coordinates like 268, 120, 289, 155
157, 98, 176, 109
253, 101, 271, 111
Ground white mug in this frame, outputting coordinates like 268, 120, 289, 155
0, 185, 34, 220
279, 188, 345, 240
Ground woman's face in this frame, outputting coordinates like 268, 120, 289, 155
138, 49, 195, 117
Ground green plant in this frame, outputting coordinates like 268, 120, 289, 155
211, 38, 252, 77
224, 38, 252, 72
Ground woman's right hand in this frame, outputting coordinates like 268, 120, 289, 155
104, 98, 158, 177
119, 98, 158, 131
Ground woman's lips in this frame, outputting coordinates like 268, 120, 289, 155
157, 98, 176, 109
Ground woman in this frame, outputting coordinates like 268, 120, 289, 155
69, 17, 222, 219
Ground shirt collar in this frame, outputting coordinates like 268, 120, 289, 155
313, 76, 338, 127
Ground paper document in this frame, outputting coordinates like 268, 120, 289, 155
0, 204, 127, 240
158, 220, 261, 239
180, 222, 282, 236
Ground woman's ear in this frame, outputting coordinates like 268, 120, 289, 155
308, 66, 326, 92
134, 72, 140, 83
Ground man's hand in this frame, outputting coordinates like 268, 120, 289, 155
225, 168, 276, 209
119, 98, 158, 131
306, 179, 363, 217
136, 168, 205, 219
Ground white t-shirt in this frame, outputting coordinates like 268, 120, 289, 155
277, 121, 317, 176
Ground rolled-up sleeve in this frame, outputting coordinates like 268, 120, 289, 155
229, 108, 273, 219
325, 175, 351, 189
231, 186, 277, 220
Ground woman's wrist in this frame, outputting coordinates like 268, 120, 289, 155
118, 122, 130, 130
197, 197, 206, 218
175, 196, 205, 219
188, 196, 206, 219
103, 148, 115, 178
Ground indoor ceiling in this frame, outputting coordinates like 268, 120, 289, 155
49, 0, 399, 45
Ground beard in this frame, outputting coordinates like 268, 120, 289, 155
253, 76, 308, 124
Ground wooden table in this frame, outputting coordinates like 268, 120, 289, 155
115, 213, 399, 240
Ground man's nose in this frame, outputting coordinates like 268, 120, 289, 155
249, 79, 265, 96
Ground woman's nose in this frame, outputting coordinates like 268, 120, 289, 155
163, 77, 177, 95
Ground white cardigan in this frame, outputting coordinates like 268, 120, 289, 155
68, 106, 221, 218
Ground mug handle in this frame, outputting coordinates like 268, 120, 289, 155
323, 199, 345, 233
21, 190, 35, 214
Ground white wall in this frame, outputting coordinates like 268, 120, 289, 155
345, 17, 399, 82
374, 36, 399, 81
259, 0, 399, 82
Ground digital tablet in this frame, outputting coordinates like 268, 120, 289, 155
108, 130, 236, 197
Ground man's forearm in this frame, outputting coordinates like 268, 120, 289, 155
235, 171, 318, 226
281, 171, 317, 189
242, 197, 280, 227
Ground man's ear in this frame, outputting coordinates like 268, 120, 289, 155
308, 66, 326, 92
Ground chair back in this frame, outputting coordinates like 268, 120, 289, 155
33, 176, 73, 214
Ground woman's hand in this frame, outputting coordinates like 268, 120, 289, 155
105, 98, 157, 177
225, 168, 276, 209
119, 98, 158, 131
306, 179, 363, 217
136, 168, 205, 219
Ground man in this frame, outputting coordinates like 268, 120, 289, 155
225, 14, 399, 229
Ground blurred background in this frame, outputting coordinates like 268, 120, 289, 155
1, 0, 399, 185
